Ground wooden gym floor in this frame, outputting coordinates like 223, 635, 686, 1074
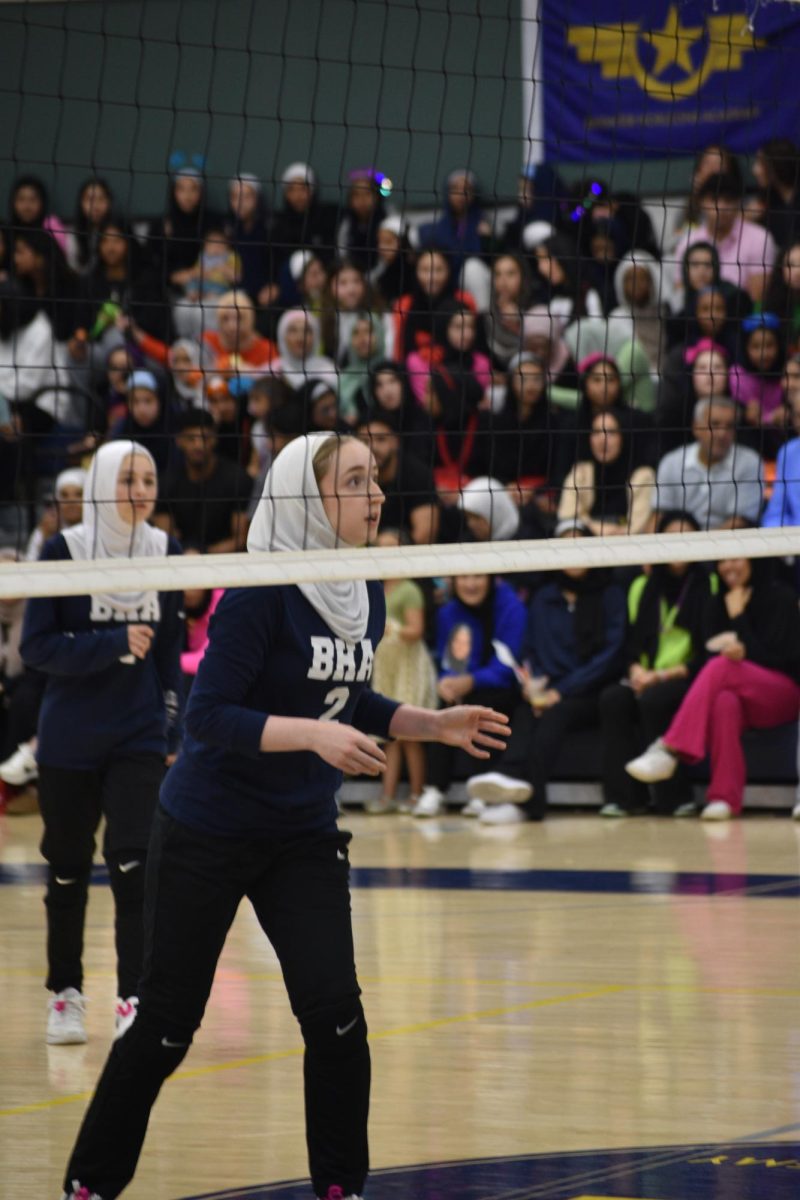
2, 803, 800, 1199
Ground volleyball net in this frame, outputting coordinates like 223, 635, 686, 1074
1, 0, 800, 598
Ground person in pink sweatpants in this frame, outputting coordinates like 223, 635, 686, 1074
626, 556, 800, 819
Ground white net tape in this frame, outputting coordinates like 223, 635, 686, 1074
2, 526, 800, 599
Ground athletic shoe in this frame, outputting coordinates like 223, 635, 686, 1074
673, 800, 699, 818
466, 771, 533, 805
701, 800, 734, 822
599, 802, 627, 818
113, 996, 139, 1040
412, 786, 444, 817
792, 801, 800, 821
625, 739, 677, 783
47, 988, 87, 1045
0, 740, 38, 786
461, 796, 485, 818
480, 803, 525, 826
61, 1184, 104, 1200
318, 1189, 363, 1200
364, 793, 397, 815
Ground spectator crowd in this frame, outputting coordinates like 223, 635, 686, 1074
3, 141, 800, 825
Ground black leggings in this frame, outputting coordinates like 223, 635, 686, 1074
426, 686, 518, 794
65, 806, 370, 1200
38, 753, 164, 996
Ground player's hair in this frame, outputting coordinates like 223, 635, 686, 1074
312, 434, 360, 488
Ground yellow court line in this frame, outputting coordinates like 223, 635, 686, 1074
0, 983, 622, 1119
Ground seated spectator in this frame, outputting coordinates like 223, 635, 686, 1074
521, 307, 576, 389
482, 252, 535, 371
457, 475, 552, 548
226, 173, 275, 307
359, 359, 433, 463
154, 409, 251, 552
12, 227, 81, 342
80, 217, 171, 349
667, 240, 750, 328
584, 216, 630, 315
558, 409, 655, 536
679, 286, 739, 360
356, 414, 440, 545
477, 352, 562, 486
206, 375, 251, 468
25, 467, 86, 562
367, 527, 438, 814
656, 339, 731, 452
269, 162, 338, 275
297, 378, 350, 436
752, 138, 800, 249
338, 314, 387, 424
762, 371, 800, 526
675, 144, 742, 238
0, 285, 77, 441
149, 167, 220, 292
279, 249, 329, 316
466, 523, 626, 824
271, 308, 335, 392
673, 172, 777, 305
366, 215, 414, 305
599, 511, 716, 816
416, 169, 492, 306
66, 177, 114, 274
729, 313, 787, 449
8, 174, 69, 256
97, 343, 134, 430
393, 247, 475, 362
763, 241, 800, 352
533, 232, 604, 324
563, 352, 653, 467
109, 370, 175, 473
168, 338, 204, 409
412, 572, 525, 817
608, 251, 666, 373
336, 169, 388, 273
654, 396, 763, 528
320, 261, 392, 364
175, 227, 241, 336
500, 162, 564, 254
626, 555, 800, 821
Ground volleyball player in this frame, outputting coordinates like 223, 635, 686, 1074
21, 441, 182, 1046
59, 432, 509, 1200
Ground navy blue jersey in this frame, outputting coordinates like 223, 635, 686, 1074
161, 581, 399, 837
20, 533, 184, 769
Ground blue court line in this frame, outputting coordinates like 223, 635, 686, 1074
2, 862, 799, 896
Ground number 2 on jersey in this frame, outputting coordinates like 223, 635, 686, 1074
320, 686, 349, 722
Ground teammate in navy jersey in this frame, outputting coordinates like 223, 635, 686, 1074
20, 441, 183, 1048
59, 433, 509, 1200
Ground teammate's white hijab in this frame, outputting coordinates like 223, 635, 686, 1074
63, 440, 168, 614
247, 433, 370, 644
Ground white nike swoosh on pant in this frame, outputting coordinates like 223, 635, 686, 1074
336, 1017, 358, 1037
337, 850, 346, 860
118, 860, 141, 873
54, 877, 77, 885
161, 1037, 188, 1048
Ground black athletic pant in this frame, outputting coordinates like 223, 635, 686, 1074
38, 753, 164, 997
426, 686, 517, 794
503, 696, 601, 818
599, 679, 692, 814
65, 806, 370, 1200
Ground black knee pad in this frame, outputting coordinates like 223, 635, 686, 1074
45, 865, 91, 910
300, 997, 368, 1061
106, 849, 146, 911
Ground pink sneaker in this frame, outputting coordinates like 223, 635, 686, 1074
318, 1189, 363, 1200
61, 1183, 104, 1200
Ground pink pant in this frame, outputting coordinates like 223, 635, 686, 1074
664, 657, 800, 812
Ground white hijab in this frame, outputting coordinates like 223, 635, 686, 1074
458, 476, 520, 540
273, 309, 336, 392
247, 433, 370, 643
62, 440, 168, 612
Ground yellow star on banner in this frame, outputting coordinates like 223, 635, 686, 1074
642, 5, 704, 76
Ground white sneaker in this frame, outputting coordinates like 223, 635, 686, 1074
364, 794, 396, 815
47, 988, 87, 1045
701, 800, 734, 822
792, 801, 800, 821
61, 1183, 104, 1200
599, 802, 627, 818
673, 800, 699, 818
461, 797, 485, 818
113, 995, 139, 1040
480, 803, 525, 826
0, 740, 38, 785
625, 738, 677, 783
466, 771, 533, 805
412, 786, 445, 817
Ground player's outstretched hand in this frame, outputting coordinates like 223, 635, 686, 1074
434, 706, 510, 759
311, 723, 387, 777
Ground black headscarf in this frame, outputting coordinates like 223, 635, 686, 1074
587, 406, 638, 521
554, 548, 614, 662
